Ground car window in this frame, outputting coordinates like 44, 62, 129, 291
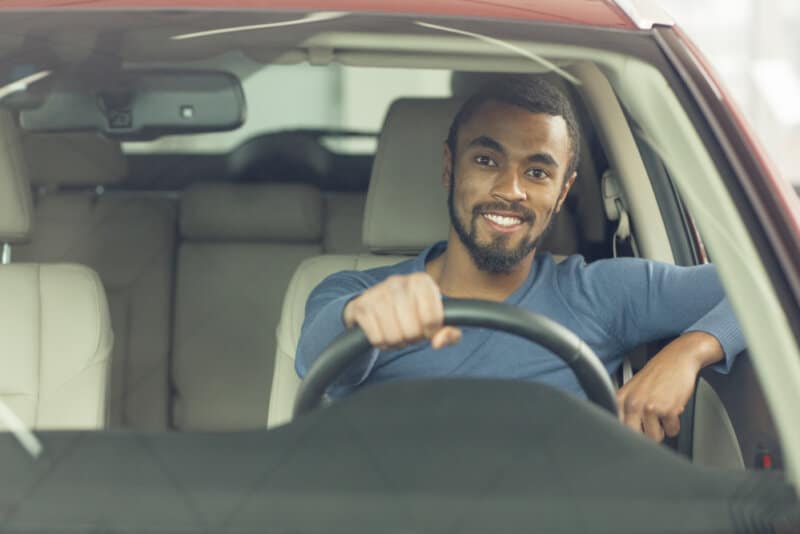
1, 8, 798, 531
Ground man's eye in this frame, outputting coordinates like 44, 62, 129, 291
526, 168, 550, 180
474, 155, 497, 167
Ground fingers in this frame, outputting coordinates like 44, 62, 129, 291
661, 412, 681, 438
355, 311, 385, 348
623, 406, 643, 434
616, 390, 627, 423
343, 272, 451, 350
414, 276, 444, 339
642, 410, 665, 442
431, 326, 462, 349
618, 387, 682, 443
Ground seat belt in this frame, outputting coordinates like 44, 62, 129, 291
602, 169, 639, 259
601, 170, 638, 386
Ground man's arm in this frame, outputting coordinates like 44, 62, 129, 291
572, 258, 745, 441
616, 331, 723, 441
294, 271, 373, 384
295, 271, 461, 394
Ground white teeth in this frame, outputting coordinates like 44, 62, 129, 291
483, 213, 522, 227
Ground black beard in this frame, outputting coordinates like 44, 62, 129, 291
447, 169, 554, 274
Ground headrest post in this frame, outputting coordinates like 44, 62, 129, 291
1, 243, 11, 265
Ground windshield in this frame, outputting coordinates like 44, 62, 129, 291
0, 7, 797, 532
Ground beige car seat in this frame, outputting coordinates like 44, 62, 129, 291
0, 111, 112, 431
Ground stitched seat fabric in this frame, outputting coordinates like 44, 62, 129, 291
0, 113, 113, 430
171, 183, 326, 430
14, 133, 176, 430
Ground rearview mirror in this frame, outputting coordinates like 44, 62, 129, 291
18, 70, 245, 140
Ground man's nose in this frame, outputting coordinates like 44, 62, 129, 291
491, 169, 527, 203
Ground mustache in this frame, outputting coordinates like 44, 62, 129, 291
472, 201, 535, 224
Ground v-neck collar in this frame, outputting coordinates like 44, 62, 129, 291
411, 241, 540, 305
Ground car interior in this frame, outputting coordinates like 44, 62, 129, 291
0, 10, 786, 479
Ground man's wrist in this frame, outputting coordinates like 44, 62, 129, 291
341, 295, 360, 328
681, 331, 725, 369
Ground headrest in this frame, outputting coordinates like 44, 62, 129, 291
0, 110, 33, 244
22, 133, 127, 187
363, 98, 462, 254
180, 183, 323, 242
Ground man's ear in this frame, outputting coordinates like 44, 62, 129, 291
555, 171, 577, 213
442, 142, 453, 190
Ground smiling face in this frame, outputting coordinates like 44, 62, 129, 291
444, 100, 576, 274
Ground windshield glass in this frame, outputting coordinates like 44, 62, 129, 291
0, 7, 795, 532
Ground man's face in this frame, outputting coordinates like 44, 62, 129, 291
444, 101, 576, 274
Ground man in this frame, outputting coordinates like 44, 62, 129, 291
295, 77, 743, 443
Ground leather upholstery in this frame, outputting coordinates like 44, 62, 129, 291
0, 111, 33, 243
1, 110, 113, 429
0, 264, 112, 429
15, 193, 177, 429
180, 183, 323, 242
323, 192, 368, 254
268, 254, 409, 428
172, 183, 324, 430
362, 98, 459, 254
14, 128, 175, 430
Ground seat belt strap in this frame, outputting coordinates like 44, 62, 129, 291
602, 170, 637, 386
602, 169, 639, 258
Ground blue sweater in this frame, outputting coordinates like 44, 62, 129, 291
295, 242, 744, 398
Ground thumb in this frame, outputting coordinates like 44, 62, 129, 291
431, 326, 462, 349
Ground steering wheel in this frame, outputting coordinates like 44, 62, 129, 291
294, 298, 618, 417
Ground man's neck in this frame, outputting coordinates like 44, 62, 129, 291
425, 231, 535, 302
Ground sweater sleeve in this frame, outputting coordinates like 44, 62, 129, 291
570, 258, 745, 374
294, 271, 380, 392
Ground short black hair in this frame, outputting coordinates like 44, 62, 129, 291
446, 75, 581, 181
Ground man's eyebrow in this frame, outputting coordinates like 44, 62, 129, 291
467, 135, 505, 154
528, 152, 559, 168
468, 136, 560, 168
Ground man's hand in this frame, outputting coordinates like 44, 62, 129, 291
343, 273, 462, 351
616, 332, 724, 442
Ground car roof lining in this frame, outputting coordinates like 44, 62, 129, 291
0, 10, 662, 69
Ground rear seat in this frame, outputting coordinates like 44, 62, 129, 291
171, 183, 326, 430
14, 133, 177, 430
322, 191, 368, 254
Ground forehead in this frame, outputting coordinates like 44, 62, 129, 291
458, 101, 571, 161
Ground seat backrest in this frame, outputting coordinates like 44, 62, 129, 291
0, 112, 112, 430
322, 191, 367, 254
268, 98, 461, 427
171, 182, 324, 430
13, 132, 176, 430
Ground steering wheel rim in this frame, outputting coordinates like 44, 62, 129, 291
294, 298, 619, 417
